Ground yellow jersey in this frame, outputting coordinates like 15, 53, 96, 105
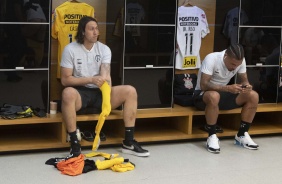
51, 1, 95, 78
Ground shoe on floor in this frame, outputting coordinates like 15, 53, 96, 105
206, 134, 220, 153
122, 140, 150, 157
69, 142, 81, 158
234, 132, 259, 150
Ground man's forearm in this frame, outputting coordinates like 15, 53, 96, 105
61, 76, 92, 87
202, 82, 229, 92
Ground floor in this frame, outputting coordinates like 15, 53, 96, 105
1, 135, 282, 184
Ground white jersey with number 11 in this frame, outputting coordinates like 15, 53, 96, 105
175, 6, 209, 70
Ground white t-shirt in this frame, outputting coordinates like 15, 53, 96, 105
175, 6, 210, 70
195, 50, 246, 90
61, 41, 111, 88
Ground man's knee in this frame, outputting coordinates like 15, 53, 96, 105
249, 90, 259, 104
204, 91, 220, 105
62, 87, 78, 102
124, 85, 137, 98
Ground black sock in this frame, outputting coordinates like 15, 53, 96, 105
206, 124, 216, 136
69, 130, 79, 144
237, 121, 251, 137
124, 127, 134, 144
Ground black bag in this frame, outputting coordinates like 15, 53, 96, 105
174, 94, 194, 106
174, 73, 197, 95
0, 104, 46, 119
0, 104, 33, 119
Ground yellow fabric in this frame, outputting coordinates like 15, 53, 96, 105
92, 82, 111, 151
110, 162, 135, 172
84, 152, 134, 172
83, 82, 133, 173
51, 1, 95, 78
84, 152, 119, 160
96, 157, 124, 170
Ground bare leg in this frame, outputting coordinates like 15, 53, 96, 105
236, 90, 259, 123
111, 85, 149, 157
61, 87, 82, 132
111, 85, 137, 127
203, 91, 220, 125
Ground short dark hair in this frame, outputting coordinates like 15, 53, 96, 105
226, 43, 244, 60
75, 16, 98, 44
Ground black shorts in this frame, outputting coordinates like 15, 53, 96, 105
193, 90, 241, 110
74, 86, 102, 111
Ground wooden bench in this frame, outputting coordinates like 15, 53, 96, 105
0, 103, 282, 152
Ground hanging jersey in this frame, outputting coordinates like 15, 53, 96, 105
113, 7, 124, 38
23, 0, 46, 21
175, 6, 209, 70
222, 7, 248, 44
51, 2, 95, 78
125, 2, 145, 36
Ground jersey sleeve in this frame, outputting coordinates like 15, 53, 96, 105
200, 10, 210, 38
60, 45, 74, 69
200, 53, 215, 75
51, 9, 58, 39
237, 59, 247, 73
102, 45, 112, 64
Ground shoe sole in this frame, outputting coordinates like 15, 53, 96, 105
122, 148, 150, 157
234, 139, 258, 150
207, 146, 220, 154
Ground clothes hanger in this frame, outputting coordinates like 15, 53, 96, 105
182, 0, 193, 7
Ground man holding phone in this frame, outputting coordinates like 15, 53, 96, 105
193, 43, 259, 153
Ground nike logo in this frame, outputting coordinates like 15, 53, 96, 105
123, 144, 134, 150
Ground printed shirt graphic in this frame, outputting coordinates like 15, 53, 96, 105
51, 2, 95, 78
175, 6, 210, 70
125, 2, 145, 36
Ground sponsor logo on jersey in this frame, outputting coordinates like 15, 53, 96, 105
179, 17, 199, 26
180, 22, 198, 26
179, 16, 199, 22
64, 14, 88, 24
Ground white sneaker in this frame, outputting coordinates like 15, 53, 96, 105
206, 134, 220, 153
234, 132, 259, 150
66, 128, 81, 142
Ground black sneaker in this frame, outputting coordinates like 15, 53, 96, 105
122, 140, 150, 157
69, 142, 81, 157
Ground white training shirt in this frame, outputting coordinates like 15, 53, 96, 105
195, 50, 246, 90
60, 41, 111, 88
175, 6, 210, 70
